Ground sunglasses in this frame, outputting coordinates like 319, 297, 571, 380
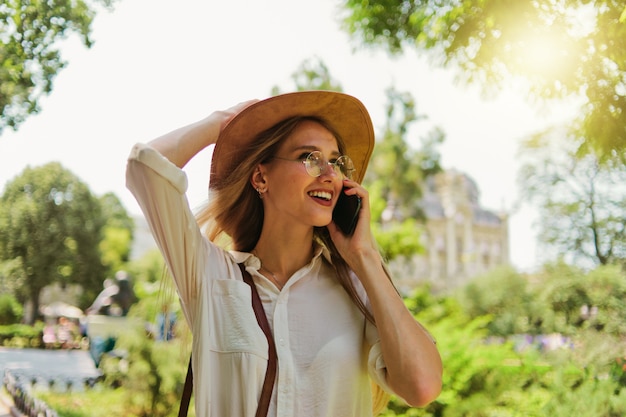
272, 151, 355, 180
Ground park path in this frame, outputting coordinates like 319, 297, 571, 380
0, 347, 100, 417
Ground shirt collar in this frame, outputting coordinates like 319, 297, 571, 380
229, 242, 329, 268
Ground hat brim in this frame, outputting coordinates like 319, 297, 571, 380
210, 91, 375, 188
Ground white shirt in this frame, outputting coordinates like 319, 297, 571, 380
126, 143, 393, 417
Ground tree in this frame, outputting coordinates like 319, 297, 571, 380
517, 127, 626, 269
272, 56, 344, 94
0, 162, 106, 323
537, 263, 626, 336
363, 87, 444, 260
99, 192, 135, 273
365, 86, 442, 222
341, 0, 626, 158
458, 265, 541, 336
0, 0, 115, 134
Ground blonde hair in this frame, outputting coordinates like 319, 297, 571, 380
196, 115, 389, 414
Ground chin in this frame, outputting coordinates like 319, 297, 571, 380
311, 216, 332, 229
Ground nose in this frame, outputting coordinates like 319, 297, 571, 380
318, 162, 341, 178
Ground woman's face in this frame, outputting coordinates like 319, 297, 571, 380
261, 120, 344, 230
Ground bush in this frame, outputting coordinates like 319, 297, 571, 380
381, 269, 626, 417
456, 266, 546, 336
0, 322, 43, 347
538, 263, 626, 335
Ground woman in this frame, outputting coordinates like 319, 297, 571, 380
126, 91, 442, 417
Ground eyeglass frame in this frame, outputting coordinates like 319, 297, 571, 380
270, 150, 356, 180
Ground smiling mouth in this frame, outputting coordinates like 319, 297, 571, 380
308, 190, 332, 201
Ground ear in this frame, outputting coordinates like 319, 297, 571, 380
250, 165, 268, 193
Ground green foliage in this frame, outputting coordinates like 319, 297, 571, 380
39, 389, 128, 417
0, 163, 135, 317
0, 258, 25, 297
0, 293, 23, 324
458, 266, 545, 336
97, 305, 190, 417
272, 56, 344, 94
99, 226, 133, 273
290, 57, 344, 92
341, 0, 626, 158
0, 322, 43, 347
383, 293, 555, 416
457, 263, 626, 338
0, 162, 134, 322
361, 87, 444, 261
531, 335, 626, 417
540, 376, 626, 417
99, 192, 135, 273
374, 218, 424, 260
126, 249, 167, 285
538, 263, 626, 336
379, 263, 626, 417
364, 87, 443, 223
0, 0, 116, 134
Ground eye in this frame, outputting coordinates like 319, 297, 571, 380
306, 151, 324, 162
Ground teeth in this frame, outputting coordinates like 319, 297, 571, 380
309, 191, 332, 201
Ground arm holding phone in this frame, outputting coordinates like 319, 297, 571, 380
328, 179, 443, 407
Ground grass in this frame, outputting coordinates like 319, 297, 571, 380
37, 389, 128, 417
35, 387, 196, 417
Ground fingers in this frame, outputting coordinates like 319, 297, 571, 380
218, 99, 259, 131
342, 179, 370, 212
231, 99, 259, 113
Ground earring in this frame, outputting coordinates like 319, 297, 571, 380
256, 187, 265, 198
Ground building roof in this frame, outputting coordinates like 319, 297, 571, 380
420, 170, 504, 226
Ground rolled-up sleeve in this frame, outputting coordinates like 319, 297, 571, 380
365, 320, 396, 395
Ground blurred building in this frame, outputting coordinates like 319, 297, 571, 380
391, 169, 510, 293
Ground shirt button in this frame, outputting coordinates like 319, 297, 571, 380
279, 338, 285, 346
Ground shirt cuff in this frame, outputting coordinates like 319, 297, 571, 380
128, 143, 188, 194
368, 341, 395, 395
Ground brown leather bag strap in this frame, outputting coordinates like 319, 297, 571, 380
178, 356, 193, 417
239, 263, 278, 417
178, 264, 277, 417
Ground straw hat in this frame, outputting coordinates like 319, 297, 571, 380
210, 91, 375, 188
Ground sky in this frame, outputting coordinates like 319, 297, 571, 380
0, 0, 578, 271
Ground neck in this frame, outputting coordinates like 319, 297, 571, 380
252, 224, 315, 282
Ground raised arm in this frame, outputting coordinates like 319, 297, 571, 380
149, 100, 257, 168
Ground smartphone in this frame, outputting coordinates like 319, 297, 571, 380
332, 187, 361, 235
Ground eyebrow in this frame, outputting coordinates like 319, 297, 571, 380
289, 145, 341, 157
